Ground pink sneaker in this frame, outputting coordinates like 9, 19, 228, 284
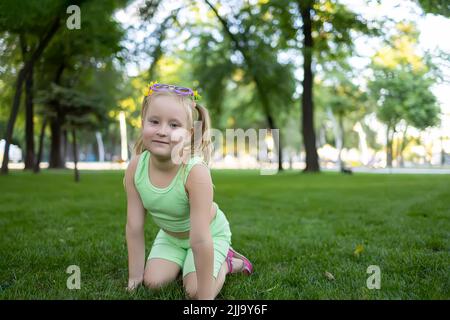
226, 247, 254, 275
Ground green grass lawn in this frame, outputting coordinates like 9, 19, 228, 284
0, 169, 449, 299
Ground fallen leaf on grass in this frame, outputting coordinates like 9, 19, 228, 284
324, 271, 335, 281
354, 244, 364, 257
260, 284, 280, 293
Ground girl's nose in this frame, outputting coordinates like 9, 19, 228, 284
156, 124, 168, 136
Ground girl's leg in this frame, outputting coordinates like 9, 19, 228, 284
183, 209, 249, 299
183, 257, 245, 299
144, 229, 186, 290
144, 258, 181, 290
212, 260, 229, 298
183, 259, 227, 300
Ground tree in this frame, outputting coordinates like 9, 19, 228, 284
0, 0, 72, 174
201, 0, 297, 172
18, 34, 36, 170
368, 23, 440, 167
33, 0, 126, 169
254, 0, 376, 172
36, 81, 113, 181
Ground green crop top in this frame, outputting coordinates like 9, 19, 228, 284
134, 149, 215, 232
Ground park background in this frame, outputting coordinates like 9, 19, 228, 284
0, 0, 449, 299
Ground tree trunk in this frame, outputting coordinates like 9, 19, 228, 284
110, 128, 116, 161
1, 67, 26, 174
49, 111, 65, 168
300, 0, 320, 172
391, 127, 396, 167
441, 136, 446, 166
338, 113, 345, 171
19, 34, 36, 170
24, 67, 35, 170
0, 18, 60, 175
63, 129, 68, 162
276, 129, 283, 171
95, 131, 105, 162
72, 129, 80, 183
386, 125, 393, 168
266, 114, 283, 172
48, 61, 66, 169
34, 117, 47, 173
398, 124, 408, 168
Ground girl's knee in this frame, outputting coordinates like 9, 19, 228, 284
143, 258, 181, 290
144, 274, 171, 290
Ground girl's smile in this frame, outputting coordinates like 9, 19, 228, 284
152, 140, 170, 145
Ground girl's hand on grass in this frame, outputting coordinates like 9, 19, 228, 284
126, 278, 143, 292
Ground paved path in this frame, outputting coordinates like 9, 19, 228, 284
8, 162, 450, 174
322, 167, 450, 174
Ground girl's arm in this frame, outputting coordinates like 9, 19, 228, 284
124, 155, 146, 290
186, 164, 215, 300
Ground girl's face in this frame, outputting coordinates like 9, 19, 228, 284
142, 95, 191, 160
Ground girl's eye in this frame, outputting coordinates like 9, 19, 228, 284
149, 119, 158, 125
170, 123, 180, 128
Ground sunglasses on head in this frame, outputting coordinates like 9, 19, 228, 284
148, 83, 194, 97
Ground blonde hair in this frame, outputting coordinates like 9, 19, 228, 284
133, 91, 213, 165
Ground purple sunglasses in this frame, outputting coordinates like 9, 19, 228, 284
149, 83, 194, 97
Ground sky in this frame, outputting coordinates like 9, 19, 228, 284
114, 0, 450, 147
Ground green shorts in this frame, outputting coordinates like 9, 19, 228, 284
147, 208, 232, 279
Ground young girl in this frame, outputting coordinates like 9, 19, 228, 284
124, 82, 254, 300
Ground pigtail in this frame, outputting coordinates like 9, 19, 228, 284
133, 96, 150, 156
191, 103, 213, 165
133, 135, 145, 156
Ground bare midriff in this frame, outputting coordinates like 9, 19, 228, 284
162, 203, 218, 239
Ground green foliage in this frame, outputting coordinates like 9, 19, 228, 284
370, 65, 440, 130
32, 0, 126, 131
0, 0, 69, 33
190, 0, 297, 131
369, 21, 440, 138
311, 0, 378, 66
190, 32, 236, 124
416, 0, 450, 17
35, 81, 106, 131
